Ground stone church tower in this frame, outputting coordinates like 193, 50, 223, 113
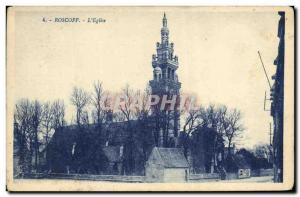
149, 13, 181, 147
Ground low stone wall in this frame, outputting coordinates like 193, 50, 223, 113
189, 173, 220, 181
225, 173, 238, 180
20, 173, 145, 182
251, 169, 274, 177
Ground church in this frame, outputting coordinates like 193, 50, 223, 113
45, 14, 207, 177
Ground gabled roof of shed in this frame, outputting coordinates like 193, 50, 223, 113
149, 147, 189, 168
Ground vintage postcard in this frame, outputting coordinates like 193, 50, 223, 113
6, 6, 294, 191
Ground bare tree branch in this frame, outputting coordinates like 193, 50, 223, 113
70, 87, 90, 126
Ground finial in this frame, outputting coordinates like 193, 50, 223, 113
163, 12, 167, 27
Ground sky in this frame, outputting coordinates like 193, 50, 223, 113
10, 7, 280, 148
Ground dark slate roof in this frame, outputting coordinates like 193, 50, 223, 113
47, 120, 153, 162
50, 117, 158, 148
102, 146, 122, 163
51, 121, 131, 147
154, 147, 189, 168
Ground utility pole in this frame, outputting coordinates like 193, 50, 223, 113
269, 122, 272, 146
269, 122, 274, 165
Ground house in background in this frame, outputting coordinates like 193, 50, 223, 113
145, 147, 189, 182
270, 11, 285, 183
224, 154, 251, 179
235, 154, 251, 179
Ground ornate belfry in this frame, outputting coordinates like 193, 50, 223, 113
149, 13, 181, 147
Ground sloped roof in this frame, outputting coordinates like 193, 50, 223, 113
50, 121, 130, 149
47, 121, 150, 164
150, 147, 189, 168
50, 119, 156, 147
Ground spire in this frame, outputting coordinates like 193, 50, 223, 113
161, 12, 169, 45
163, 12, 167, 27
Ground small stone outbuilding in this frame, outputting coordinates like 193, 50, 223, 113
235, 154, 251, 179
145, 147, 189, 182
225, 154, 251, 179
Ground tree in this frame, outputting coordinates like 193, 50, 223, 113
198, 104, 228, 135
15, 100, 43, 172
14, 99, 33, 173
134, 86, 154, 173
91, 80, 111, 144
70, 87, 90, 126
42, 102, 53, 146
190, 126, 223, 173
182, 109, 201, 135
119, 84, 136, 124
15, 99, 55, 172
254, 144, 273, 166
39, 100, 65, 172
181, 104, 244, 173
198, 105, 228, 172
116, 84, 153, 175
51, 99, 65, 129
31, 100, 43, 171
91, 81, 105, 125
118, 85, 137, 175
236, 148, 259, 170
70, 87, 90, 173
134, 86, 151, 121
224, 109, 244, 151
179, 108, 202, 162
